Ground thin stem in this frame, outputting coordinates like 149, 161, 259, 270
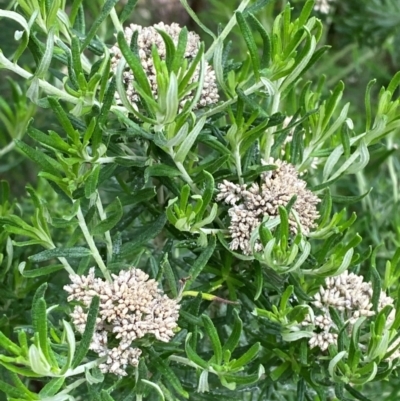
175, 161, 198, 193
0, 141, 16, 158
205, 0, 251, 60
95, 192, 113, 265
110, 8, 123, 33
57, 256, 75, 276
168, 355, 199, 369
264, 80, 282, 160
0, 53, 81, 105
76, 205, 112, 282
234, 148, 244, 184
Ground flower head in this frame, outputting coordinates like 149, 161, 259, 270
110, 22, 219, 109
314, 0, 333, 14
216, 158, 320, 254
303, 271, 395, 352
64, 267, 180, 376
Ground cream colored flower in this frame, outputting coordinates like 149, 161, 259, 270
64, 267, 180, 376
217, 158, 320, 254
110, 23, 219, 109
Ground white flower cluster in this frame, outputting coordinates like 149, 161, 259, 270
304, 271, 395, 352
216, 158, 320, 255
314, 0, 334, 14
64, 267, 180, 376
110, 22, 219, 109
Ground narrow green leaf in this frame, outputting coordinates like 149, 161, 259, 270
92, 78, 116, 151
29, 247, 91, 262
81, 0, 119, 51
28, 126, 70, 152
22, 264, 64, 278
160, 254, 178, 298
197, 171, 214, 220
145, 164, 181, 179
148, 349, 189, 398
230, 342, 260, 369
15, 140, 62, 176
0, 380, 29, 399
175, 116, 206, 163
202, 315, 223, 365
100, 390, 116, 401
247, 13, 271, 68
222, 309, 243, 354
72, 296, 100, 368
236, 12, 260, 81
117, 30, 152, 98
185, 335, 209, 369
254, 261, 264, 300
179, 0, 216, 41
84, 165, 101, 198
92, 197, 123, 235
365, 79, 376, 131
121, 214, 167, 256
0, 332, 21, 356
171, 27, 188, 73
185, 236, 216, 288
32, 283, 47, 328
39, 377, 65, 397
120, 0, 139, 23
33, 298, 51, 362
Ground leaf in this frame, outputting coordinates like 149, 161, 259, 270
145, 164, 181, 179
196, 171, 215, 221
15, 140, 62, 176
0, 10, 30, 63
39, 377, 65, 397
92, 197, 123, 235
21, 264, 64, 278
0, 380, 29, 399
29, 247, 91, 262
0, 332, 21, 356
247, 13, 271, 69
331, 189, 372, 205
117, 30, 152, 98
81, 0, 119, 50
230, 342, 261, 369
48, 97, 80, 145
222, 309, 243, 354
185, 334, 209, 369
120, 0, 139, 23
72, 296, 100, 368
148, 349, 189, 399
84, 165, 101, 198
175, 117, 207, 163
101, 390, 116, 401
121, 214, 167, 256
202, 315, 223, 365
236, 12, 260, 80
160, 254, 178, 298
33, 298, 52, 363
179, 0, 216, 41
185, 236, 216, 288
28, 126, 70, 152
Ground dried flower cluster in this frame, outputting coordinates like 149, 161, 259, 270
303, 271, 395, 352
216, 158, 320, 255
64, 267, 180, 376
110, 22, 219, 109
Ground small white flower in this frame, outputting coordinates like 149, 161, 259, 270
110, 23, 219, 110
217, 158, 320, 255
64, 267, 180, 376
